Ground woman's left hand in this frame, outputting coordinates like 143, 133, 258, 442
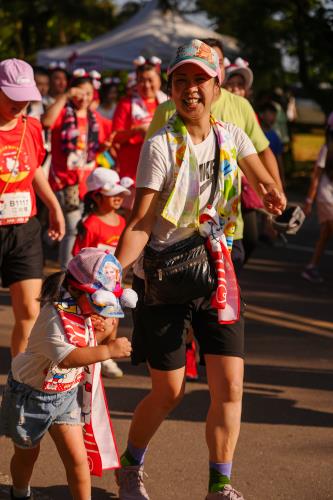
259, 183, 287, 215
48, 207, 65, 241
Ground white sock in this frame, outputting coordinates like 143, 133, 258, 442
12, 485, 31, 498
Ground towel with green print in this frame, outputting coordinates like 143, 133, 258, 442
162, 113, 239, 250
143, 114, 240, 306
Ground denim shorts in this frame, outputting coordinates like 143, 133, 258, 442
0, 373, 81, 449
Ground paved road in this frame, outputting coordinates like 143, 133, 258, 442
0, 208, 332, 500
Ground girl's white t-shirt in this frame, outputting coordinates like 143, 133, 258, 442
316, 145, 333, 204
11, 304, 78, 392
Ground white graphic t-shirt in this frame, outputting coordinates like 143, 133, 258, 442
11, 304, 80, 392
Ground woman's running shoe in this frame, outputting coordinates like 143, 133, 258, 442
206, 484, 245, 499
115, 464, 150, 499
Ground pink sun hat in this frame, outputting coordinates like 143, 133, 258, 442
167, 39, 222, 85
0, 58, 42, 102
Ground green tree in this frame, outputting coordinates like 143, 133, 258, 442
0, 0, 120, 62
195, 0, 333, 94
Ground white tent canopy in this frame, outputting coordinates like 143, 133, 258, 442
37, 0, 238, 71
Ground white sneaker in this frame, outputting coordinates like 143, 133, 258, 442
101, 359, 124, 378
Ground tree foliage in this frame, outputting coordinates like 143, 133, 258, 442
195, 0, 333, 94
0, 0, 127, 62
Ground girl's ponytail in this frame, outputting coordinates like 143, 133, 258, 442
39, 271, 66, 306
77, 191, 99, 238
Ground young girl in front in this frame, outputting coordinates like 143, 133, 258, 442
73, 167, 133, 378
0, 248, 136, 500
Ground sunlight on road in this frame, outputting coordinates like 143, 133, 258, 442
245, 304, 333, 339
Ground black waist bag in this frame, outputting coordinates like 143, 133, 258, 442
143, 233, 217, 305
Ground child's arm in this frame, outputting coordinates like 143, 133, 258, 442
58, 336, 131, 369
32, 167, 65, 241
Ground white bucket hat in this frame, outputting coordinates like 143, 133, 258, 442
86, 167, 133, 197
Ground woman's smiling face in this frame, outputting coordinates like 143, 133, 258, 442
171, 64, 219, 123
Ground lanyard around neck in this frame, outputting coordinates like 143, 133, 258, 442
0, 116, 27, 200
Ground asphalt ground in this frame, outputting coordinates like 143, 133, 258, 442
0, 205, 332, 500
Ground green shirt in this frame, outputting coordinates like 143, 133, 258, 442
146, 89, 269, 239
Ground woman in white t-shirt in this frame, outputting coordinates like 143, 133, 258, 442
302, 112, 333, 283
114, 39, 286, 500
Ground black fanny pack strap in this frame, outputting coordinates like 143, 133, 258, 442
207, 131, 220, 206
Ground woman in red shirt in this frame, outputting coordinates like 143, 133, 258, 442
112, 57, 167, 215
43, 71, 112, 269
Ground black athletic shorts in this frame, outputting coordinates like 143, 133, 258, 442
131, 275, 245, 371
0, 217, 43, 288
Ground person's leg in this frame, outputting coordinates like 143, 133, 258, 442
117, 299, 188, 498
49, 424, 91, 500
128, 366, 186, 451
205, 355, 244, 496
10, 444, 40, 496
117, 367, 186, 499
309, 221, 332, 267
58, 207, 82, 270
205, 355, 244, 463
9, 279, 41, 356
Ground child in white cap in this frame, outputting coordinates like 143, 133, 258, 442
73, 167, 132, 255
73, 167, 133, 378
0, 248, 136, 500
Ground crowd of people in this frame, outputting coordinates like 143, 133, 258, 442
0, 36, 331, 500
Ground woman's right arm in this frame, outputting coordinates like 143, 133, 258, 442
42, 88, 83, 128
115, 187, 160, 271
41, 93, 68, 128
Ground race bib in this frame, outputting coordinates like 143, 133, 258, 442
0, 191, 32, 225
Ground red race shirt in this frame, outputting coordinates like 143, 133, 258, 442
112, 96, 159, 180
49, 108, 111, 198
0, 116, 45, 225
72, 213, 126, 256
